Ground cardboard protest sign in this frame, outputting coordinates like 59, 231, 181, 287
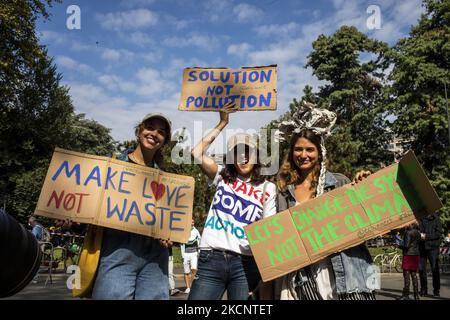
178, 65, 277, 111
34, 148, 195, 243
245, 151, 443, 282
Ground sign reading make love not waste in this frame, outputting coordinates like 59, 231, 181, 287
34, 148, 195, 243
244, 151, 443, 282
178, 65, 277, 111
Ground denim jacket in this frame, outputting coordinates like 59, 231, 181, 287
277, 171, 375, 294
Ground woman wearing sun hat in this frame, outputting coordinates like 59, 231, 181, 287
188, 102, 277, 300
74, 113, 173, 300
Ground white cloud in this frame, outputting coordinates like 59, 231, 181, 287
126, 31, 155, 46
67, 82, 133, 140
135, 67, 176, 97
254, 22, 301, 38
204, 0, 234, 22
140, 51, 163, 63
119, 0, 155, 8
97, 74, 137, 93
248, 38, 306, 66
70, 41, 94, 51
233, 3, 264, 23
56, 56, 78, 69
227, 43, 253, 57
100, 48, 134, 62
55, 56, 96, 75
96, 9, 158, 30
165, 57, 208, 78
163, 34, 219, 51
164, 14, 190, 30
96, 67, 176, 99
39, 30, 66, 45
100, 48, 122, 61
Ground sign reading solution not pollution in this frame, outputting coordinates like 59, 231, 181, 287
244, 151, 443, 282
178, 65, 277, 111
34, 148, 195, 243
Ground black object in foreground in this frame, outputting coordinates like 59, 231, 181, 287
0, 209, 42, 297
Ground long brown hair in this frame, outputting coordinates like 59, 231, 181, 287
276, 129, 323, 193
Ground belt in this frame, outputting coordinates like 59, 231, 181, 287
210, 248, 241, 257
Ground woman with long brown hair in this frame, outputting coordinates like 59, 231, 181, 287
274, 102, 376, 300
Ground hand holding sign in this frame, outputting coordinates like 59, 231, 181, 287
245, 151, 443, 282
219, 101, 238, 125
352, 170, 372, 185
179, 65, 277, 111
34, 148, 195, 243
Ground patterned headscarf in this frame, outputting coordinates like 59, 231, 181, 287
276, 102, 337, 196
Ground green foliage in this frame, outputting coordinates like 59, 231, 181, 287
388, 0, 450, 227
304, 26, 394, 177
0, 0, 115, 223
267, 26, 393, 179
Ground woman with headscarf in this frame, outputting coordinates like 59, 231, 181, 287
273, 102, 376, 300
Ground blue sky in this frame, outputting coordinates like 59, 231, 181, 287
37, 0, 424, 152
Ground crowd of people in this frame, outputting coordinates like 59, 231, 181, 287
25, 102, 447, 301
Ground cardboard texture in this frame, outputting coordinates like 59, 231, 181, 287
35, 148, 195, 243
245, 150, 443, 282
178, 65, 277, 111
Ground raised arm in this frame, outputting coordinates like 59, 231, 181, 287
191, 102, 237, 180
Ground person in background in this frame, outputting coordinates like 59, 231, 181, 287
418, 211, 443, 297
28, 216, 43, 241
394, 231, 403, 247
168, 244, 179, 296
181, 219, 201, 294
398, 223, 421, 300
28, 216, 43, 283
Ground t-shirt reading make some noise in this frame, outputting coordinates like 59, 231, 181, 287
199, 165, 277, 256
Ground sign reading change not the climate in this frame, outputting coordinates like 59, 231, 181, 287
178, 65, 277, 111
34, 148, 195, 243
244, 151, 443, 282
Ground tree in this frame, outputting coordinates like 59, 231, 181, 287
305, 26, 393, 177
388, 0, 450, 227
0, 0, 115, 223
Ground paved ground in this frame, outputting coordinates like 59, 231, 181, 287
2, 268, 449, 300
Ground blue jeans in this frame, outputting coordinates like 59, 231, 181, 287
92, 228, 169, 300
188, 250, 260, 300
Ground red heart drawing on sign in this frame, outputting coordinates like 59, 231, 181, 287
151, 181, 165, 201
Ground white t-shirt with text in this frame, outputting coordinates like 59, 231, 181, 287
199, 165, 277, 256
